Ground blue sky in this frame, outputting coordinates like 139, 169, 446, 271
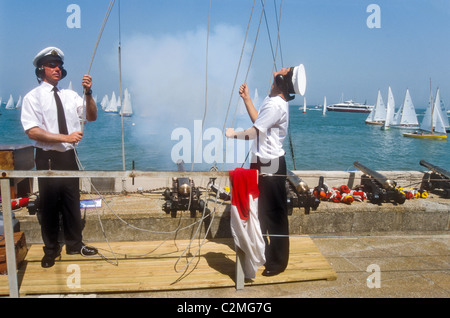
1, 0, 450, 123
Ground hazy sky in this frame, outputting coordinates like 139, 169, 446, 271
1, 0, 450, 119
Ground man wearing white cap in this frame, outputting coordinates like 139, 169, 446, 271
226, 65, 306, 276
21, 47, 98, 268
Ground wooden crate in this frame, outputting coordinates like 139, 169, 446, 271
0, 232, 28, 274
0, 145, 34, 170
0, 144, 34, 199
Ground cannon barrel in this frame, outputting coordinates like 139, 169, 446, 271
353, 161, 396, 190
420, 160, 450, 180
287, 170, 309, 193
286, 170, 319, 214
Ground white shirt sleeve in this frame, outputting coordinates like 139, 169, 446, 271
21, 91, 43, 132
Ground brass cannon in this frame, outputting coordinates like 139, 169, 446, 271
420, 160, 450, 198
286, 170, 320, 215
353, 161, 406, 205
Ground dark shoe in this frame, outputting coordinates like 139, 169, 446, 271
66, 244, 98, 256
41, 253, 60, 268
262, 269, 283, 277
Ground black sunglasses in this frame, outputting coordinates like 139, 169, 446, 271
43, 61, 63, 69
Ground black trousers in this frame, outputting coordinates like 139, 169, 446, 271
35, 148, 83, 256
250, 155, 289, 272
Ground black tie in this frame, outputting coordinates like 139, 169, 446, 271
53, 87, 68, 135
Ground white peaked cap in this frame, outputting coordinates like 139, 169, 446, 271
33, 47, 65, 67
291, 64, 306, 96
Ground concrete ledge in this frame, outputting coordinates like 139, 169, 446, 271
16, 197, 449, 244
13, 170, 450, 244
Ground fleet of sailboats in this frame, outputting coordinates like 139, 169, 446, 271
101, 89, 133, 116
299, 83, 448, 141
1, 94, 22, 109
0, 88, 133, 117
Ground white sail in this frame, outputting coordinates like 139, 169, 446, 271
391, 89, 419, 128
15, 95, 22, 108
366, 90, 386, 124
420, 88, 447, 134
438, 93, 449, 130
120, 88, 133, 116
100, 94, 109, 110
67, 81, 73, 91
253, 88, 259, 107
5, 94, 14, 109
322, 96, 327, 115
421, 100, 433, 133
381, 87, 395, 130
433, 89, 447, 134
303, 96, 306, 113
434, 104, 446, 134
105, 91, 119, 112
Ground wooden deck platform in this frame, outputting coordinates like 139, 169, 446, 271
0, 236, 336, 296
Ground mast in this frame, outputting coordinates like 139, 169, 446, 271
117, 0, 126, 193
430, 78, 434, 134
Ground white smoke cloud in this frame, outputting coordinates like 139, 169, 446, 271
117, 24, 255, 170
122, 24, 253, 132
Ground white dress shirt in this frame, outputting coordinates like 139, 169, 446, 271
21, 81, 84, 152
251, 95, 289, 160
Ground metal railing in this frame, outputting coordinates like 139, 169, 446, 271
1, 169, 238, 297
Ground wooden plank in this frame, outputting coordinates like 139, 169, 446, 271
0, 237, 337, 296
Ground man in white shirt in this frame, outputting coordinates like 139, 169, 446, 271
21, 47, 98, 268
226, 65, 306, 276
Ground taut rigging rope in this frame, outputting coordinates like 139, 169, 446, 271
81, 0, 116, 133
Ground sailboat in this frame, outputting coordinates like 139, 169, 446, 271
322, 96, 327, 115
100, 94, 109, 110
15, 96, 22, 108
381, 87, 395, 130
403, 87, 447, 140
253, 88, 259, 108
104, 91, 119, 113
365, 89, 386, 125
390, 89, 419, 130
120, 88, 133, 117
299, 96, 306, 113
5, 94, 15, 109
437, 93, 450, 132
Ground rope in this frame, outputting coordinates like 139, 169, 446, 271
81, 0, 116, 133
234, 0, 287, 169
212, 0, 263, 170
191, 0, 212, 171
74, 148, 230, 270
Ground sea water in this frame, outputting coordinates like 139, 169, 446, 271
1, 105, 449, 172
